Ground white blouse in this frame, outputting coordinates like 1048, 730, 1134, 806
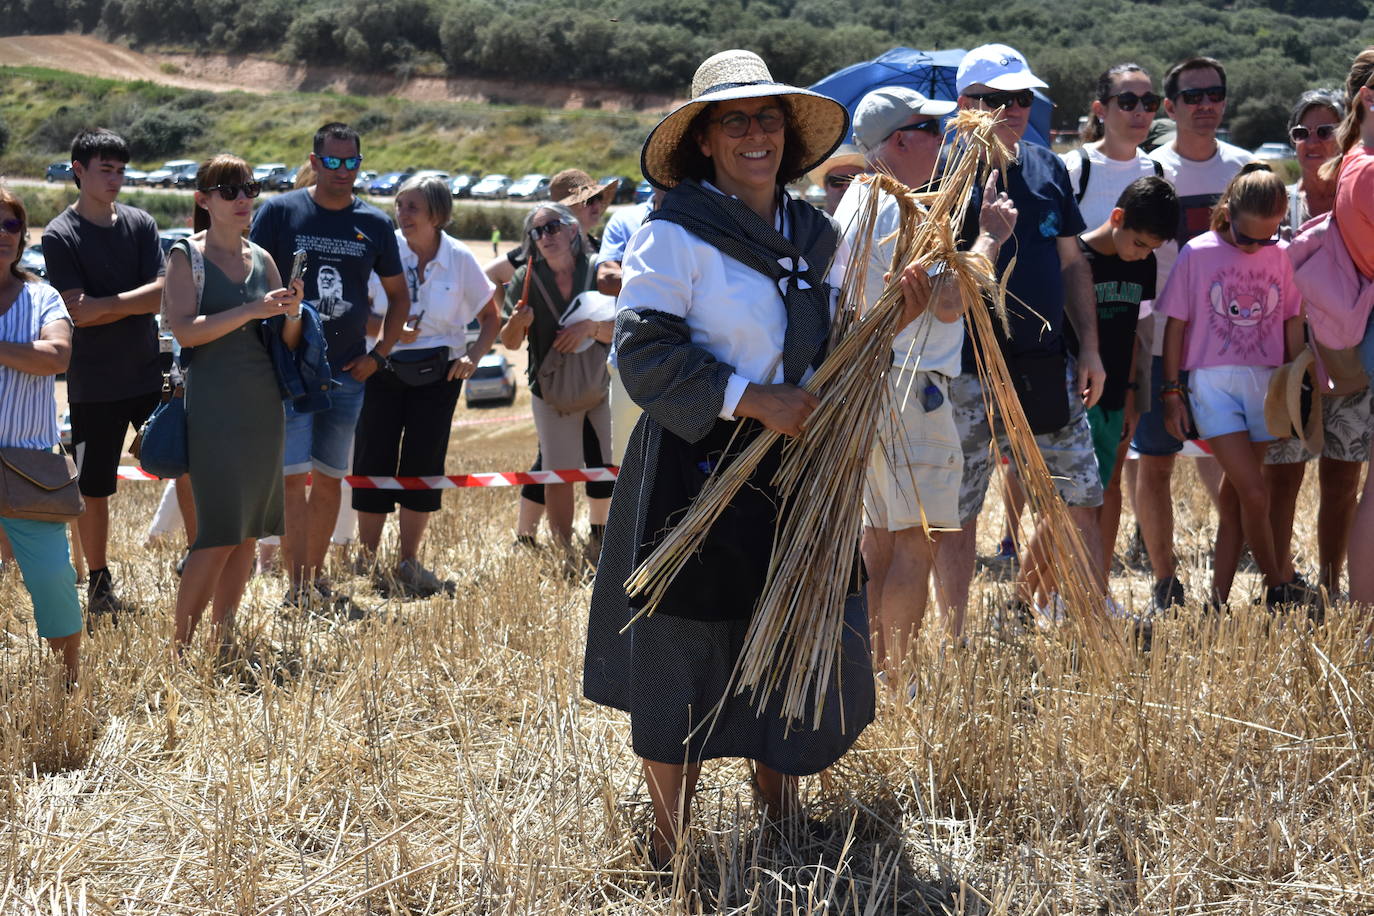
617, 193, 848, 421
368, 230, 495, 353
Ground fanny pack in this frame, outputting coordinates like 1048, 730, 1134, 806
389, 346, 450, 387
1007, 351, 1070, 435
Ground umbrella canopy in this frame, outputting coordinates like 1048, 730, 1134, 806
808, 47, 1055, 148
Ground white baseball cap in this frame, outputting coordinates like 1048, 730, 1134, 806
852, 87, 957, 154
955, 44, 1048, 95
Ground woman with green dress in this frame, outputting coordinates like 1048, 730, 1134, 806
165, 155, 303, 652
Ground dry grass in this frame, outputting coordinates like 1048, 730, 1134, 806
1, 376, 1372, 913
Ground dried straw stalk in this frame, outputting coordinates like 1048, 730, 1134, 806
625, 109, 1122, 728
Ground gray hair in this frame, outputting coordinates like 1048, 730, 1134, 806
1289, 88, 1346, 133
519, 202, 586, 261
395, 174, 453, 228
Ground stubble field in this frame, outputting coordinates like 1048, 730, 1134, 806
1, 374, 1372, 914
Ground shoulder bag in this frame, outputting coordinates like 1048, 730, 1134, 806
137, 239, 206, 478
528, 264, 609, 415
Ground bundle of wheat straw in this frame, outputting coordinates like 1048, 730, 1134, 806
625, 109, 1122, 727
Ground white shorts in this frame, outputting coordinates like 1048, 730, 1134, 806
864, 370, 962, 531
1189, 364, 1276, 442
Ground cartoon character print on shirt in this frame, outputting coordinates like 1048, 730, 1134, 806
1209, 269, 1280, 360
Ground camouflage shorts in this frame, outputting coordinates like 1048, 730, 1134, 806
1265, 386, 1374, 465
950, 363, 1104, 525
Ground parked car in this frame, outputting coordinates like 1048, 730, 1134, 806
633, 179, 654, 204
464, 352, 517, 406
146, 159, 198, 187
20, 244, 46, 279
470, 174, 512, 199
158, 227, 194, 254
367, 171, 413, 195
412, 169, 450, 182
449, 173, 477, 198
1252, 142, 1292, 162
45, 162, 74, 182
602, 175, 635, 204
506, 173, 550, 200
353, 170, 378, 192
253, 162, 286, 181
173, 164, 202, 189
272, 166, 302, 191
124, 167, 148, 186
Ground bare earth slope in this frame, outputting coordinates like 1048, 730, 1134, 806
0, 34, 678, 111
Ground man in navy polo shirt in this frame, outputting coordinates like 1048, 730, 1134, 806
934, 44, 1109, 628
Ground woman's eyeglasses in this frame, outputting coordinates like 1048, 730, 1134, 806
1106, 91, 1162, 113
1173, 85, 1226, 105
713, 107, 785, 138
317, 155, 363, 171
529, 221, 568, 241
201, 181, 263, 200
964, 89, 1034, 110
1290, 124, 1338, 143
0, 218, 23, 235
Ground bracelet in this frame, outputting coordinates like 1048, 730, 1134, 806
1161, 389, 1185, 400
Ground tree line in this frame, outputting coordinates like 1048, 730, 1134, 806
4, 0, 1373, 147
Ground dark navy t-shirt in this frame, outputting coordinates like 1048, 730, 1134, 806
958, 142, 1087, 372
250, 188, 402, 369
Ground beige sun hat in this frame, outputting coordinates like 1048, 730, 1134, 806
1265, 348, 1324, 454
806, 143, 867, 188
550, 169, 619, 208
640, 49, 850, 191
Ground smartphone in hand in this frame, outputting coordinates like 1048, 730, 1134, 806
288, 249, 308, 288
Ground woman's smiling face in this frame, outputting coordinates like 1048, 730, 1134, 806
697, 96, 786, 198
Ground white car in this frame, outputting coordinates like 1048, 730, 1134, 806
146, 159, 197, 187
505, 173, 550, 200
464, 352, 517, 406
1252, 142, 1292, 162
253, 162, 288, 182
470, 174, 512, 199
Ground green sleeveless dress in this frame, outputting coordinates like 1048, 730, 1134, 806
176, 239, 285, 550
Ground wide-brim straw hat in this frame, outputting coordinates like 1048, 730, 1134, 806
641, 49, 850, 191
806, 143, 867, 188
550, 169, 619, 208
1265, 348, 1324, 454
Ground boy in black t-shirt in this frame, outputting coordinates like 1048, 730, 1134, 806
1074, 176, 1178, 574
42, 128, 166, 623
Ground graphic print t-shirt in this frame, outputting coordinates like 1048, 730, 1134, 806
250, 188, 402, 368
1068, 238, 1155, 410
1157, 231, 1300, 371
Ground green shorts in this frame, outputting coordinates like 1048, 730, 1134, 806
1087, 405, 1125, 488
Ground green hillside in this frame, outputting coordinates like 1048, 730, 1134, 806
0, 66, 654, 180
4, 0, 1374, 147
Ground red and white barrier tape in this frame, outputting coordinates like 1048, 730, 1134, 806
118, 465, 618, 489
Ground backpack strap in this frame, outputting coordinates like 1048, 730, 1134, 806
1075, 147, 1091, 204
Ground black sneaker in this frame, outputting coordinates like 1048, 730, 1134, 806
86, 567, 127, 632
1265, 578, 1319, 611
282, 582, 367, 620
1152, 575, 1185, 613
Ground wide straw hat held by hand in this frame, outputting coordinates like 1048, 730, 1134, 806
1265, 347, 1324, 455
641, 49, 850, 190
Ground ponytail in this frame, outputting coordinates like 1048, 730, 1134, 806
1319, 46, 1374, 184
1210, 163, 1286, 233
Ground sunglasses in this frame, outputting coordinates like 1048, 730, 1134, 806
1106, 91, 1162, 113
317, 155, 363, 171
965, 89, 1034, 109
1290, 124, 1338, 143
0, 218, 22, 235
890, 118, 943, 140
1173, 85, 1226, 105
1230, 223, 1280, 247
529, 221, 568, 241
713, 106, 785, 138
200, 181, 263, 201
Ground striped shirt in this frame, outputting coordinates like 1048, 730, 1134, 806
0, 283, 70, 449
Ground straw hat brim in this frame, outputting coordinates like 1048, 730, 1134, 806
641, 84, 850, 191
806, 150, 868, 188
559, 178, 619, 208
1265, 350, 1323, 453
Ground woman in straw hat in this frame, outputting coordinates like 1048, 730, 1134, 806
583, 49, 931, 866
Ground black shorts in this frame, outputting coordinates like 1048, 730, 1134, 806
69, 392, 162, 498
351, 369, 463, 515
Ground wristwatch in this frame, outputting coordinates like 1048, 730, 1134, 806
367, 348, 390, 371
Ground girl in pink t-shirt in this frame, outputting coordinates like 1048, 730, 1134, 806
1159, 164, 1305, 607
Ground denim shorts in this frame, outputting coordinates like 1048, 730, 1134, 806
1132, 355, 1190, 457
283, 371, 366, 477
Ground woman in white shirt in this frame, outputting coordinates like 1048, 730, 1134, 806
0, 187, 83, 682
1062, 63, 1164, 228
353, 175, 501, 598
